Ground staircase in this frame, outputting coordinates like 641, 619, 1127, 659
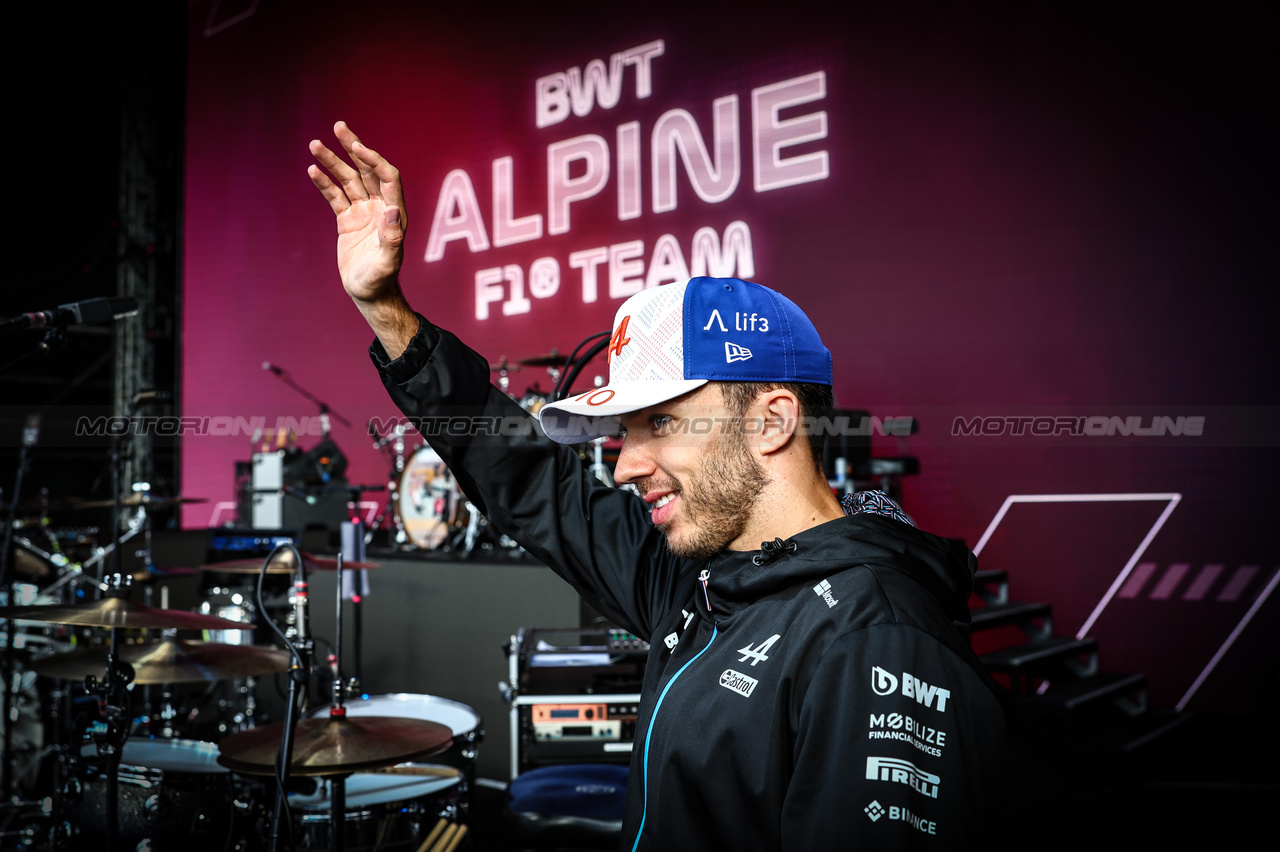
965, 568, 1194, 770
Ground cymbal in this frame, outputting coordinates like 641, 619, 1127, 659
217, 715, 454, 776
0, 597, 249, 631
130, 567, 199, 582
489, 357, 522, 372
201, 550, 379, 574
33, 640, 290, 684
13, 546, 53, 580
69, 494, 210, 511
519, 350, 566, 367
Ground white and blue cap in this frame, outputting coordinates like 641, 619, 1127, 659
538, 277, 832, 444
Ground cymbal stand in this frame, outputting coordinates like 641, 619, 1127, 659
588, 436, 614, 487
367, 422, 409, 546
327, 552, 353, 852
81, 574, 139, 852
262, 544, 312, 852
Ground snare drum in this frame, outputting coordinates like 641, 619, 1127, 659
396, 447, 460, 549
66, 739, 232, 850
311, 694, 483, 811
291, 768, 465, 851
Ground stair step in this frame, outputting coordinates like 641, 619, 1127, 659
972, 569, 1009, 604
965, 601, 1052, 632
1029, 671, 1148, 714
1076, 708, 1196, 755
980, 636, 1098, 673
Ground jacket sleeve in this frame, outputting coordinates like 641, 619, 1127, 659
369, 317, 690, 640
781, 623, 1006, 850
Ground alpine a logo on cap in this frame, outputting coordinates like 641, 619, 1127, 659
724, 341, 753, 363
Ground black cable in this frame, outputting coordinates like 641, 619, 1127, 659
551, 330, 610, 400
555, 336, 611, 403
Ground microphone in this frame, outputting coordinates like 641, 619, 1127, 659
2, 298, 139, 329
262, 361, 285, 375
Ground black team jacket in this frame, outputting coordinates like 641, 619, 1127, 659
372, 317, 1007, 851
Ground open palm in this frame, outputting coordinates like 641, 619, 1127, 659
308, 121, 408, 303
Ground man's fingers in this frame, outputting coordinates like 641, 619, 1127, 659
332, 120, 381, 196
351, 141, 407, 224
310, 137, 369, 202
307, 164, 351, 214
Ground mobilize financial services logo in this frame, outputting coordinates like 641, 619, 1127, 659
868, 712, 947, 758
872, 666, 951, 712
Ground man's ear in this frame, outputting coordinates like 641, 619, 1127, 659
756, 389, 801, 457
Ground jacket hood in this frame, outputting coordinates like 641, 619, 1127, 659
704, 513, 977, 623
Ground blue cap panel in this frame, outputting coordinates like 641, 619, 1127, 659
682, 277, 832, 384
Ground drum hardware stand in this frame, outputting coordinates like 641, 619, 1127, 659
265, 545, 314, 852
79, 574, 140, 852
587, 436, 614, 487
340, 506, 369, 687
367, 421, 410, 546
2, 414, 40, 799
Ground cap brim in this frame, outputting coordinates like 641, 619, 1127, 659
537, 379, 709, 443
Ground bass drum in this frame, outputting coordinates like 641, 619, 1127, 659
396, 447, 460, 549
66, 739, 233, 850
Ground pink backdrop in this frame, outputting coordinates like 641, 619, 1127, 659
182, 1, 1276, 714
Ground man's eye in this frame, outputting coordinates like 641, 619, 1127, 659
653, 415, 674, 433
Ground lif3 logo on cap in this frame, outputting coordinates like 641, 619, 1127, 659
537, 277, 832, 443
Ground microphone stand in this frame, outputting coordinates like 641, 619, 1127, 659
266, 545, 312, 852
262, 363, 353, 431
0, 326, 67, 376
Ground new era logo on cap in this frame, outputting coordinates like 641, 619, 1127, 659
538, 277, 832, 443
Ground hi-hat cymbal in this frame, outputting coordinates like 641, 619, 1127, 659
0, 597, 249, 631
70, 494, 210, 511
201, 550, 379, 575
519, 350, 566, 367
217, 715, 454, 776
33, 640, 290, 684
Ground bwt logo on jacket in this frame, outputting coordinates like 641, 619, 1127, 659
865, 756, 941, 799
871, 666, 951, 712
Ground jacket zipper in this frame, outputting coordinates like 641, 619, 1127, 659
630, 623, 719, 852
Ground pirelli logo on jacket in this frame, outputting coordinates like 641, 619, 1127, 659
865, 756, 941, 799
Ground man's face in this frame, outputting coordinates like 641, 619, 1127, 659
615, 384, 768, 559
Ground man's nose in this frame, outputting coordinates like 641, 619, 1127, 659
612, 435, 654, 486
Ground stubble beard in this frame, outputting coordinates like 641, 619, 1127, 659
655, 428, 769, 560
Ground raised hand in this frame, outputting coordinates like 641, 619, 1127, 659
309, 121, 418, 356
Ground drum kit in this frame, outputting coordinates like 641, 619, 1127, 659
366, 349, 577, 555
0, 542, 484, 851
